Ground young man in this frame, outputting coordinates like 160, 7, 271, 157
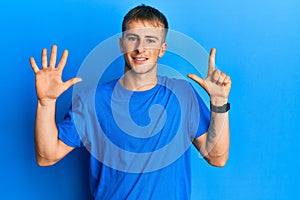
30, 5, 231, 199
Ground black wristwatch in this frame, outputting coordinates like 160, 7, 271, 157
210, 102, 231, 113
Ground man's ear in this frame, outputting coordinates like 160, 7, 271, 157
159, 42, 168, 58
119, 37, 124, 53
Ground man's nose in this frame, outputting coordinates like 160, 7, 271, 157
135, 41, 146, 53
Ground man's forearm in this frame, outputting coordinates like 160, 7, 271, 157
204, 111, 230, 166
34, 100, 60, 165
205, 98, 230, 162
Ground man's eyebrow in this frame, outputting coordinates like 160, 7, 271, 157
125, 33, 159, 40
125, 33, 138, 37
145, 35, 159, 40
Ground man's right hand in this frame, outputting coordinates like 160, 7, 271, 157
29, 45, 82, 105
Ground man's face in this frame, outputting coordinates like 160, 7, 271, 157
120, 20, 167, 74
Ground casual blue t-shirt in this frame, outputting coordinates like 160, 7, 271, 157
58, 76, 210, 199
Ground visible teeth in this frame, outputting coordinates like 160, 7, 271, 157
136, 57, 146, 61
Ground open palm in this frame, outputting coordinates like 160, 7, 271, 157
30, 45, 82, 103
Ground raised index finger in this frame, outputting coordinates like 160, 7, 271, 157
208, 48, 216, 76
57, 49, 68, 71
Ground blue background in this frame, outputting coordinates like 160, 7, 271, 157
0, 0, 299, 199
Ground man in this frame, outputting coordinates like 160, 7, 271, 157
29, 5, 231, 199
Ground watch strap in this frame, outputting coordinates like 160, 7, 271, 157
210, 102, 231, 113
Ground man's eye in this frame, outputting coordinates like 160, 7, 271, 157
128, 37, 137, 42
146, 39, 156, 43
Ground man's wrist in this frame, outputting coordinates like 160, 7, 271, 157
210, 102, 230, 113
38, 98, 57, 107
210, 96, 228, 106
210, 96, 230, 113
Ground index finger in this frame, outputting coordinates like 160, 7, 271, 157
57, 49, 68, 70
208, 48, 216, 75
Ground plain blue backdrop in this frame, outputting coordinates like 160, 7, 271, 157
0, 0, 299, 199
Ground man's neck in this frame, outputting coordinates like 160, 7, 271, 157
120, 70, 158, 91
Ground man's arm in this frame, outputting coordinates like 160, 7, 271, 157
188, 48, 231, 167
30, 45, 82, 166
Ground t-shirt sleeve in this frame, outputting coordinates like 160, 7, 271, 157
57, 101, 84, 148
189, 87, 210, 139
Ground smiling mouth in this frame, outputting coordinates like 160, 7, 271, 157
133, 57, 149, 64
134, 57, 148, 61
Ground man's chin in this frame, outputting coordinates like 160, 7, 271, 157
125, 63, 157, 75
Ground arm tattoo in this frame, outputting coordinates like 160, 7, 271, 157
207, 116, 217, 142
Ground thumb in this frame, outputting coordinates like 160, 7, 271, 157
63, 77, 82, 91
187, 74, 207, 90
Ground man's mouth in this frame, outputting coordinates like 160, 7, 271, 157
133, 56, 149, 64
134, 57, 148, 61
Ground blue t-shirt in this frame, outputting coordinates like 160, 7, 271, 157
58, 76, 210, 199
